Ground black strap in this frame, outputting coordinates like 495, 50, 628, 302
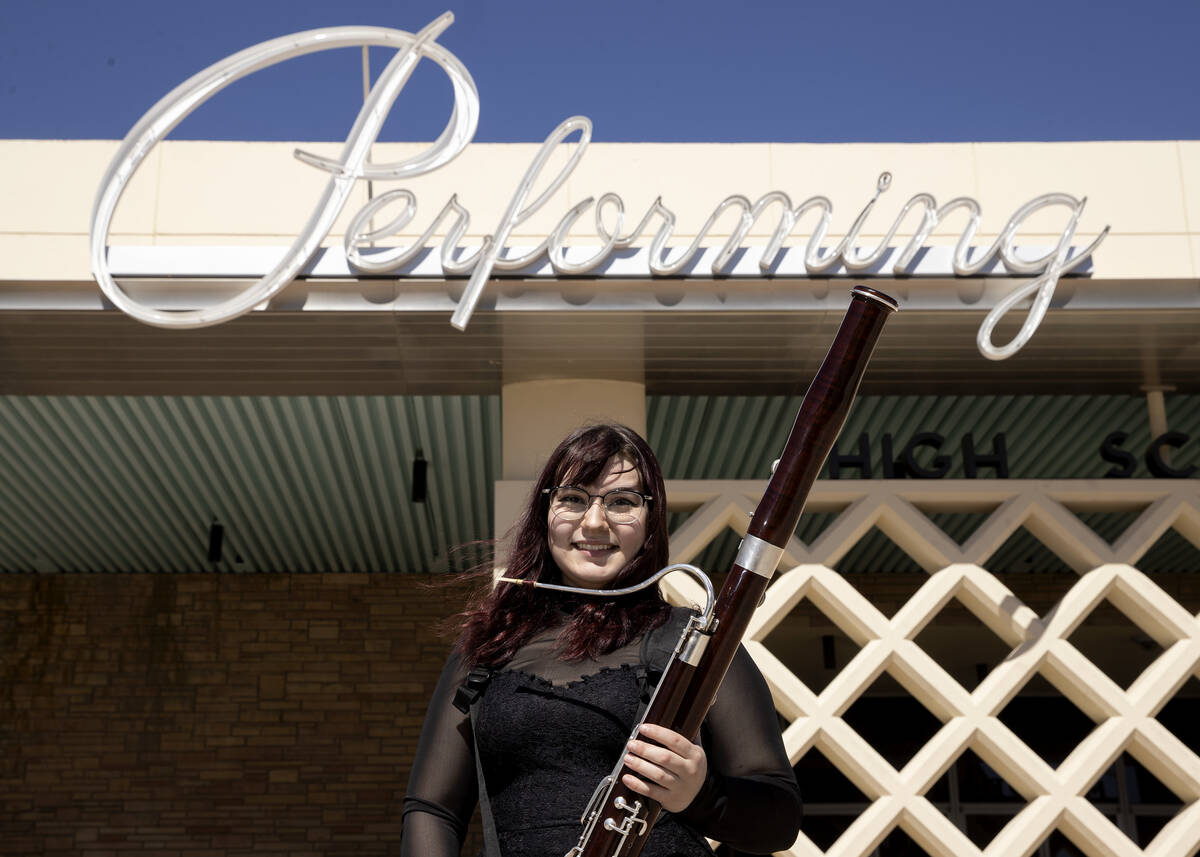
469, 700, 503, 857
451, 666, 502, 856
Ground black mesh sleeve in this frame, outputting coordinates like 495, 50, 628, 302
674, 644, 803, 853
400, 651, 477, 857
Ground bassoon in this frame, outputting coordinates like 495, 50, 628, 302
505, 285, 897, 856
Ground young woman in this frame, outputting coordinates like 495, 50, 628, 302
401, 424, 802, 856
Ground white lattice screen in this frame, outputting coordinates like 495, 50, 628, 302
661, 480, 1200, 857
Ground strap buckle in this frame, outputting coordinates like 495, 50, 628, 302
452, 666, 493, 713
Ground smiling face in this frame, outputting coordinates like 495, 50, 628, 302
547, 455, 648, 589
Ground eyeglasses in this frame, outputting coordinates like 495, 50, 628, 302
543, 486, 653, 523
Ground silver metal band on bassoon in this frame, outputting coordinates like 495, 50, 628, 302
734, 534, 785, 579
678, 628, 709, 666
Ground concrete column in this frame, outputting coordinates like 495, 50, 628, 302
1143, 386, 1170, 438
1142, 385, 1174, 467
494, 378, 647, 545
1139, 343, 1174, 465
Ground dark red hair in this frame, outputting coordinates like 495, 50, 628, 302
456, 423, 672, 667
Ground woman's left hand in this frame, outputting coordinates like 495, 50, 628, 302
621, 722, 708, 813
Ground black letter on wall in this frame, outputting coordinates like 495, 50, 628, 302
829, 433, 872, 479
1146, 432, 1196, 478
903, 432, 950, 479
1100, 431, 1136, 478
882, 433, 898, 479
962, 433, 1009, 478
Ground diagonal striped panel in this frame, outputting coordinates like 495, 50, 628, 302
0, 396, 499, 573
650, 394, 1200, 576
1, 392, 1197, 575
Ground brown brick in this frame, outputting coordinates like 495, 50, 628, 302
306, 622, 339, 641
0, 573, 480, 854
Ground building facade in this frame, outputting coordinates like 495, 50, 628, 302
1, 132, 1198, 857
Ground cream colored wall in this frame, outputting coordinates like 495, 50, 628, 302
2, 139, 1198, 282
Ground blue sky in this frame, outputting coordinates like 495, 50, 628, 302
2, 0, 1198, 143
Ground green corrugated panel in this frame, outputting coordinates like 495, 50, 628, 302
0, 393, 1194, 574
649, 394, 1200, 575
648, 394, 1198, 481
0, 396, 500, 573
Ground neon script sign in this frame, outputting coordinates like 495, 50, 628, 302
90, 12, 1109, 360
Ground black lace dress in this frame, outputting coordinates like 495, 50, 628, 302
401, 610, 802, 856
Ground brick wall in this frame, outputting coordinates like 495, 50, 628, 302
0, 574, 482, 857
2, 571, 1196, 856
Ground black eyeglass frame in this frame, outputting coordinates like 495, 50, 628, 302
541, 486, 655, 510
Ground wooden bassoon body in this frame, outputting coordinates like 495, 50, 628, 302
566, 285, 899, 857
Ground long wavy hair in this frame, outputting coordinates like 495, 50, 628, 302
456, 423, 672, 667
